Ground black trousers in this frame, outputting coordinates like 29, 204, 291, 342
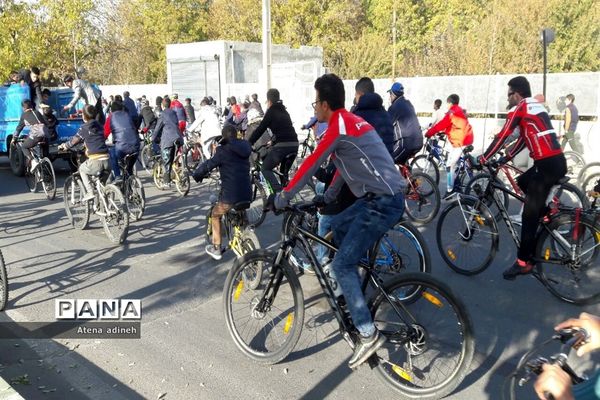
262, 146, 298, 192
517, 153, 567, 262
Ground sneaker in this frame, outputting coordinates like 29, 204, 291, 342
205, 244, 222, 261
509, 214, 522, 225
348, 330, 387, 369
503, 259, 534, 280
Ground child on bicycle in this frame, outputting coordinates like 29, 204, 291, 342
192, 124, 252, 260
58, 105, 110, 202
152, 97, 183, 185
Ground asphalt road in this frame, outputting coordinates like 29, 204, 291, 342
0, 156, 598, 400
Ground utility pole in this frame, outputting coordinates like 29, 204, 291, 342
541, 28, 555, 99
262, 0, 272, 92
392, 6, 397, 80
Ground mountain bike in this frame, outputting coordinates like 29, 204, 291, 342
410, 135, 448, 184
0, 249, 7, 311
16, 139, 56, 200
114, 153, 146, 221
563, 150, 586, 181
182, 130, 207, 173
288, 129, 316, 179
504, 327, 590, 400
437, 164, 600, 304
139, 129, 158, 174
398, 163, 440, 224
578, 162, 600, 187
153, 142, 190, 196
223, 202, 474, 399
205, 200, 261, 287
63, 169, 129, 244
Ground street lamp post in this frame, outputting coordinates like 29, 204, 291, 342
541, 28, 555, 99
262, 0, 272, 92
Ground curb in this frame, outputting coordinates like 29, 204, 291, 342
0, 377, 25, 400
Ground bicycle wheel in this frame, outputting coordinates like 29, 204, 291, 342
563, 151, 585, 180
100, 184, 129, 244
141, 145, 155, 174
184, 144, 204, 173
239, 228, 262, 289
582, 172, 600, 208
410, 155, 440, 185
555, 182, 589, 209
152, 162, 165, 190
369, 272, 474, 399
404, 172, 440, 225
126, 176, 145, 221
0, 250, 7, 311
175, 166, 190, 196
247, 177, 267, 228
465, 173, 509, 221
25, 166, 37, 193
577, 162, 600, 187
223, 249, 304, 364
436, 196, 499, 275
40, 158, 56, 200
535, 213, 600, 305
63, 175, 90, 230
371, 221, 431, 277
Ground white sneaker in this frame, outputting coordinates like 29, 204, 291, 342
206, 244, 223, 260
509, 214, 522, 225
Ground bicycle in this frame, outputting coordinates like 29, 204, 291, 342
577, 161, 600, 188
0, 249, 7, 311
288, 129, 316, 179
63, 169, 129, 244
563, 150, 586, 181
437, 164, 600, 304
182, 129, 207, 173
398, 162, 440, 224
114, 153, 146, 221
223, 202, 474, 399
139, 129, 158, 174
15, 139, 56, 200
152, 142, 191, 196
505, 327, 590, 400
205, 200, 261, 286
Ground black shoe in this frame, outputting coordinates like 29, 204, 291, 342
348, 330, 387, 369
503, 259, 534, 280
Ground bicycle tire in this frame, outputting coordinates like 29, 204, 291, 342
577, 162, 600, 187
247, 177, 267, 228
40, 158, 56, 200
410, 155, 440, 185
63, 175, 90, 230
223, 249, 304, 364
184, 144, 204, 173
141, 145, 155, 174
25, 166, 37, 193
404, 172, 440, 225
152, 162, 165, 190
465, 173, 509, 221
436, 196, 499, 275
563, 151, 585, 180
126, 176, 145, 221
371, 220, 431, 277
175, 168, 190, 196
556, 182, 589, 210
240, 228, 262, 289
0, 250, 8, 311
582, 172, 600, 208
368, 272, 474, 399
535, 212, 600, 305
100, 184, 129, 244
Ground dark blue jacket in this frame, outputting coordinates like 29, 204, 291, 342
388, 96, 423, 154
110, 110, 140, 154
193, 138, 252, 204
152, 109, 182, 149
353, 93, 394, 156
123, 96, 138, 121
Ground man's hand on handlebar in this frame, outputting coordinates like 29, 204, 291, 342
555, 313, 600, 357
534, 364, 574, 400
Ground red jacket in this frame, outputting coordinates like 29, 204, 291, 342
425, 104, 473, 148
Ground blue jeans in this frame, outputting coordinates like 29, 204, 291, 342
317, 213, 334, 262
109, 147, 137, 177
330, 192, 405, 337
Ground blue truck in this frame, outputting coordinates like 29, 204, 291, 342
0, 84, 86, 176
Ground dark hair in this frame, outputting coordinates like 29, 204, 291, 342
155, 96, 163, 107
42, 88, 51, 97
434, 99, 442, 108
221, 124, 237, 143
31, 67, 40, 75
9, 70, 18, 77
230, 96, 237, 104
83, 104, 97, 120
63, 74, 74, 83
201, 97, 209, 106
115, 94, 123, 102
21, 99, 33, 109
243, 101, 250, 109
163, 97, 171, 108
251, 93, 258, 101
355, 77, 375, 94
123, 91, 130, 97
111, 101, 124, 112
185, 98, 191, 103
266, 88, 280, 104
507, 76, 531, 98
566, 94, 575, 102
207, 96, 214, 105
314, 74, 345, 111
447, 94, 460, 105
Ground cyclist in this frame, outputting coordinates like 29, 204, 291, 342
387, 82, 423, 165
140, 99, 157, 130
248, 88, 298, 192
425, 93, 474, 197
353, 77, 394, 156
478, 76, 566, 280
104, 100, 140, 181
58, 105, 110, 202
534, 312, 600, 399
10, 99, 50, 170
188, 97, 222, 159
152, 97, 184, 186
170, 93, 187, 134
62, 75, 105, 124
192, 125, 252, 260
271, 73, 406, 369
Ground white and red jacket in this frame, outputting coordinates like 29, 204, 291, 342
281, 109, 405, 204
482, 98, 562, 162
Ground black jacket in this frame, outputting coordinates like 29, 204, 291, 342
193, 138, 252, 204
14, 109, 47, 137
249, 102, 297, 146
353, 93, 395, 156
69, 120, 108, 155
140, 106, 157, 130
315, 161, 357, 215
184, 105, 196, 124
388, 96, 423, 154
152, 108, 182, 149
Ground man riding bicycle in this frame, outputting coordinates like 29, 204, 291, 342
104, 100, 140, 181
152, 97, 183, 186
271, 73, 406, 369
11, 99, 50, 170
248, 88, 298, 192
478, 76, 566, 280
386, 82, 423, 165
192, 125, 252, 260
187, 97, 222, 159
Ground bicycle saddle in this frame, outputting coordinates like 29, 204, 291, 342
232, 201, 251, 211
